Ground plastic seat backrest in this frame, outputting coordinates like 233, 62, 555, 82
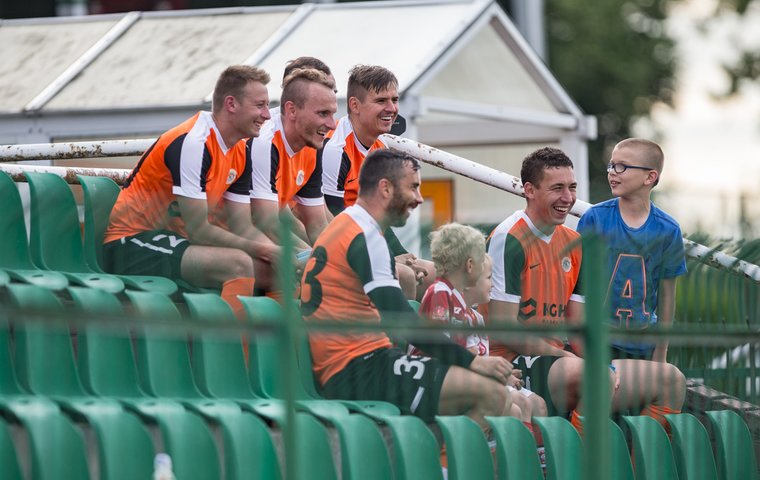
124, 290, 204, 399
224, 413, 282, 480
435, 415, 493, 480
77, 175, 120, 273
534, 416, 583, 480
486, 416, 543, 480
287, 412, 338, 480
6, 284, 87, 397
159, 408, 221, 480
336, 414, 393, 480
25, 172, 88, 272
384, 415, 443, 480
87, 406, 154, 480
0, 418, 22, 480
0, 171, 36, 269
610, 419, 635, 480
183, 293, 256, 399
67, 287, 146, 398
15, 402, 91, 480
621, 415, 678, 480
239, 296, 310, 400
665, 413, 718, 480
706, 410, 760, 480
0, 313, 25, 396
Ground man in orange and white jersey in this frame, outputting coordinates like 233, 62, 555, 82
320, 64, 435, 300
302, 148, 511, 432
248, 68, 336, 248
487, 147, 685, 433
103, 65, 279, 308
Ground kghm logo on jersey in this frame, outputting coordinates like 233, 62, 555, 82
296, 170, 305, 186
226, 169, 237, 185
561, 256, 572, 273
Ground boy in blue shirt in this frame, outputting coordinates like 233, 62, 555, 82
578, 138, 687, 362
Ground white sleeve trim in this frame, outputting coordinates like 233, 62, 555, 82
223, 192, 250, 204
249, 190, 279, 202
364, 278, 402, 293
172, 186, 206, 200
569, 294, 585, 304
294, 195, 325, 206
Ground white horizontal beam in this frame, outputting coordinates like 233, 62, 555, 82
380, 134, 760, 284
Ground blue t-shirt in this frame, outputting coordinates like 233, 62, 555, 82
577, 198, 687, 354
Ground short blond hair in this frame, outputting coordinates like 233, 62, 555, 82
212, 65, 270, 113
281, 68, 336, 111
430, 223, 486, 276
615, 138, 664, 186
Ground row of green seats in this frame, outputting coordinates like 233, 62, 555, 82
2, 283, 758, 479
0, 171, 178, 295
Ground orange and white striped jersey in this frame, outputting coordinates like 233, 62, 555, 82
104, 111, 251, 243
248, 112, 323, 208
301, 204, 398, 386
487, 210, 583, 360
320, 115, 386, 209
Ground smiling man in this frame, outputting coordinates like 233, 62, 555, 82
320, 64, 435, 300
302, 148, 512, 439
248, 68, 337, 247
103, 65, 279, 304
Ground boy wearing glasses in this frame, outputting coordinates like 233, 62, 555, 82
577, 138, 687, 363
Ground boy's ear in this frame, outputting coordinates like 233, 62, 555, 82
646, 170, 659, 186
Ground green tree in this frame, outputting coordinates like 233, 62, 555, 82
544, 0, 675, 202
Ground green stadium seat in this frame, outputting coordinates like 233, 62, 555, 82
706, 410, 760, 480
336, 414, 393, 480
224, 412, 282, 480
0, 417, 22, 480
182, 292, 257, 399
0, 269, 9, 287
78, 174, 178, 296
435, 415, 493, 480
25, 172, 124, 293
408, 299, 421, 311
665, 413, 718, 480
384, 415, 444, 480
289, 412, 339, 480
0, 171, 68, 290
128, 290, 300, 480
486, 416, 543, 480
6, 398, 91, 480
621, 415, 678, 480
239, 295, 401, 423
20, 285, 220, 480
610, 419, 635, 480
534, 416, 583, 480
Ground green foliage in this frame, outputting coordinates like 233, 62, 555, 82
544, 0, 676, 202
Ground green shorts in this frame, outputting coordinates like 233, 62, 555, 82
321, 347, 449, 422
102, 230, 190, 279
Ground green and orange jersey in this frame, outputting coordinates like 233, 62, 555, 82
300, 204, 398, 386
320, 115, 386, 210
104, 111, 251, 243
248, 112, 323, 208
486, 210, 584, 361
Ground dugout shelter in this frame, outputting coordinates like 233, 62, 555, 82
0, 0, 595, 246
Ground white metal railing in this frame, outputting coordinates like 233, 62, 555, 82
2, 135, 759, 284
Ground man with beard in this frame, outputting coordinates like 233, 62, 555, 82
104, 65, 279, 309
302, 148, 512, 446
320, 64, 435, 300
248, 68, 337, 248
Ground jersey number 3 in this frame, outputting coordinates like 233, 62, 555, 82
300, 246, 327, 317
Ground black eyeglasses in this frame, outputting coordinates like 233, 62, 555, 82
607, 163, 653, 174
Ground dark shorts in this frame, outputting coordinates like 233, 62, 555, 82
321, 347, 449, 422
611, 345, 653, 361
102, 230, 191, 279
512, 355, 563, 415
